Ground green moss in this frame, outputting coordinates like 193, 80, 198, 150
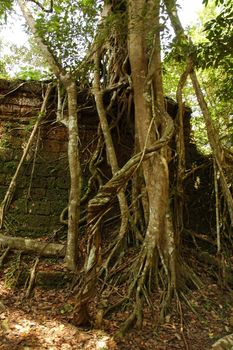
1, 161, 18, 173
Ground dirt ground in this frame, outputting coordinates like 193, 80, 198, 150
0, 256, 233, 350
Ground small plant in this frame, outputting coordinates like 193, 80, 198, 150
59, 303, 73, 314
4, 252, 22, 288
0, 135, 10, 150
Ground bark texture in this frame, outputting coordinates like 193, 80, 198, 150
0, 234, 65, 257
17, 0, 82, 270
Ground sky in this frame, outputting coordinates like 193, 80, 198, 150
178, 0, 204, 27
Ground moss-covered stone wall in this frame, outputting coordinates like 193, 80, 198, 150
0, 79, 212, 238
0, 80, 100, 237
0, 80, 68, 236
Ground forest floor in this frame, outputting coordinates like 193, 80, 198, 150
0, 252, 233, 350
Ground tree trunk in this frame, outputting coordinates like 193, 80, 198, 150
174, 60, 193, 246
128, 0, 173, 267
93, 48, 129, 252
17, 0, 61, 77
0, 234, 65, 257
61, 74, 81, 270
126, 0, 176, 329
17, 0, 82, 269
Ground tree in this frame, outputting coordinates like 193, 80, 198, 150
1, 39, 51, 80
0, 0, 232, 334
17, 0, 82, 271
163, 0, 233, 153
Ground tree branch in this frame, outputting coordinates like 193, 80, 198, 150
18, 0, 62, 77
28, 0, 53, 13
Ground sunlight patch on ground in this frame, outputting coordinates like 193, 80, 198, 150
96, 336, 109, 349
0, 292, 114, 350
0, 281, 115, 349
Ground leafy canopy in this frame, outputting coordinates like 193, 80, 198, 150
34, 0, 102, 70
0, 0, 13, 24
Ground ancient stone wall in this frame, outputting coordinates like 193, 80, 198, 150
0, 79, 214, 238
0, 80, 66, 236
0, 79, 134, 237
0, 80, 100, 237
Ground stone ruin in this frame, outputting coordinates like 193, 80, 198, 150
0, 79, 214, 238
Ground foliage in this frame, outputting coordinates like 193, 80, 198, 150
33, 0, 102, 70
0, 0, 232, 335
198, 0, 233, 99
202, 0, 231, 6
163, 0, 233, 153
0, 59, 9, 79
0, 0, 13, 24
15, 67, 45, 80
2, 39, 51, 80
196, 1, 233, 149
0, 1, 102, 79
0, 1, 13, 76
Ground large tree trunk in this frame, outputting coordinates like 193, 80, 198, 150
126, 0, 176, 329
128, 0, 172, 266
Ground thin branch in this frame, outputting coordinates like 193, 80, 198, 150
25, 257, 40, 298
213, 159, 221, 253
28, 0, 53, 13
18, 0, 62, 77
0, 82, 26, 100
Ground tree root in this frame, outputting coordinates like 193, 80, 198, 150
112, 244, 204, 336
101, 236, 127, 279
25, 257, 40, 298
115, 310, 137, 338
114, 247, 156, 336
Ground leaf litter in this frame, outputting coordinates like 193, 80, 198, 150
0, 259, 233, 350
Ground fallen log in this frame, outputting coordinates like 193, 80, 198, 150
0, 234, 65, 257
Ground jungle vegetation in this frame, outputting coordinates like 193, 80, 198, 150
0, 0, 232, 335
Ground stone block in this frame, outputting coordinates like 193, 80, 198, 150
32, 176, 47, 188
0, 161, 18, 174
25, 214, 55, 228
55, 176, 69, 189
12, 198, 28, 213
42, 127, 68, 141
30, 188, 47, 198
51, 200, 67, 215
9, 96, 42, 107
42, 140, 64, 154
17, 176, 29, 188
46, 177, 56, 188
27, 200, 51, 216
32, 165, 49, 177
46, 188, 68, 200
